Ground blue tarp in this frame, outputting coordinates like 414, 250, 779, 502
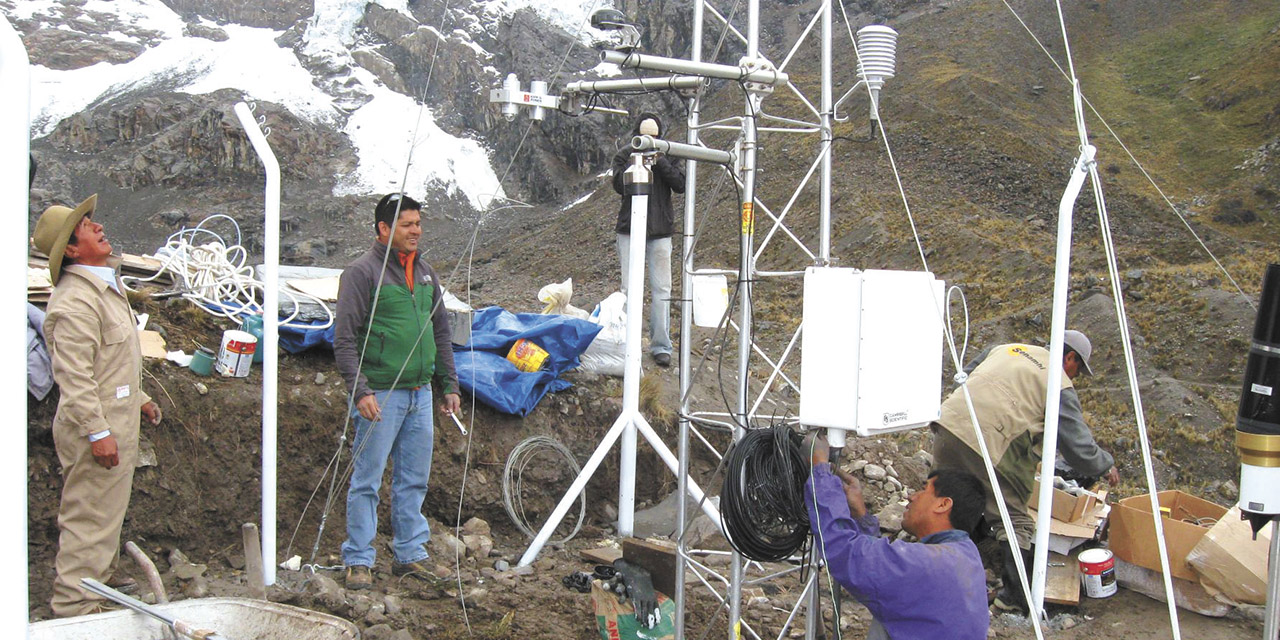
207, 302, 597, 417
279, 320, 335, 353
202, 301, 335, 354
457, 307, 602, 416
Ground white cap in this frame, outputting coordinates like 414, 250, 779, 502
1063, 330, 1093, 376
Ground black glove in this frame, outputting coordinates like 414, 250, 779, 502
613, 558, 659, 629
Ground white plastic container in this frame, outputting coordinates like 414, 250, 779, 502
691, 271, 729, 328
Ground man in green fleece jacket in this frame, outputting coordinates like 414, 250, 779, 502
334, 193, 461, 590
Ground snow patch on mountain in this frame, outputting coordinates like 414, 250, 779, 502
29, 22, 339, 137
17, 0, 511, 209
336, 68, 503, 210
476, 0, 613, 43
13, 0, 184, 41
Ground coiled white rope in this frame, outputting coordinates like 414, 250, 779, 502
127, 214, 334, 331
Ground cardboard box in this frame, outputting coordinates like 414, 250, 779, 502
1108, 490, 1226, 582
1029, 476, 1099, 523
1186, 505, 1272, 604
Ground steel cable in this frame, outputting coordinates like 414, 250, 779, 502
502, 435, 586, 544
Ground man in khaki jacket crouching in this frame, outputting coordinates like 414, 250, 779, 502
35, 194, 162, 617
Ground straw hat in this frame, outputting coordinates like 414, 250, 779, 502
33, 194, 97, 285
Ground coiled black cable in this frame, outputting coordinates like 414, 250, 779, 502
720, 424, 811, 562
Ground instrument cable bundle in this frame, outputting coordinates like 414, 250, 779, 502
720, 423, 811, 562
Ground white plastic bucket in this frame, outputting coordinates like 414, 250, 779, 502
691, 271, 729, 328
1079, 548, 1117, 598
216, 329, 257, 378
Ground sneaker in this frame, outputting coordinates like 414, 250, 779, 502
654, 353, 671, 367
391, 559, 438, 583
345, 565, 372, 590
992, 587, 1028, 615
105, 573, 138, 595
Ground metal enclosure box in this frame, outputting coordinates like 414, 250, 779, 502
799, 267, 945, 437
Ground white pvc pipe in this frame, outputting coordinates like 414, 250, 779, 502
1, 16, 30, 638
1030, 144, 1094, 613
618, 154, 650, 537
233, 102, 279, 586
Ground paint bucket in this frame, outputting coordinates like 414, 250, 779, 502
1079, 548, 1117, 598
691, 271, 729, 328
216, 329, 257, 378
507, 338, 549, 372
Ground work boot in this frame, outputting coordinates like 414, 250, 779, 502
654, 353, 671, 367
391, 559, 439, 583
83, 601, 122, 616
345, 565, 372, 590
993, 541, 1031, 615
105, 573, 138, 595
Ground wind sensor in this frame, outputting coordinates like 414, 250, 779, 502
589, 8, 642, 52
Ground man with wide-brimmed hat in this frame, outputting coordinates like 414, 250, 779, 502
34, 194, 163, 617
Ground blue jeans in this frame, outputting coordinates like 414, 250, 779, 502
616, 233, 673, 356
342, 387, 434, 567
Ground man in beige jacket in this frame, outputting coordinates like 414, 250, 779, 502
931, 330, 1117, 614
34, 195, 163, 617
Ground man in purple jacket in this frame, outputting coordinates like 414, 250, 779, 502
805, 435, 989, 640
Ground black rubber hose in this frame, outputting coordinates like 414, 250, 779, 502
720, 424, 811, 562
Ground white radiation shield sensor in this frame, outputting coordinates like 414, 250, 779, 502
799, 267, 945, 437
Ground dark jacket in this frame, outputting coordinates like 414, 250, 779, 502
334, 242, 459, 400
611, 112, 686, 238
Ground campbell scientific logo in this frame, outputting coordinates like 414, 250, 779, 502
882, 411, 909, 425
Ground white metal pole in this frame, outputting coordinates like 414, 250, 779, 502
812, 3, 835, 638
1030, 144, 1094, 613
1, 16, 30, 638
674, 0, 704, 633
233, 102, 280, 586
727, 3, 762, 637
1265, 518, 1280, 640
601, 50, 787, 86
818, 0, 833, 264
619, 153, 651, 537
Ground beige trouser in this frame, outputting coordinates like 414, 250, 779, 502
51, 421, 138, 617
931, 426, 1035, 550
